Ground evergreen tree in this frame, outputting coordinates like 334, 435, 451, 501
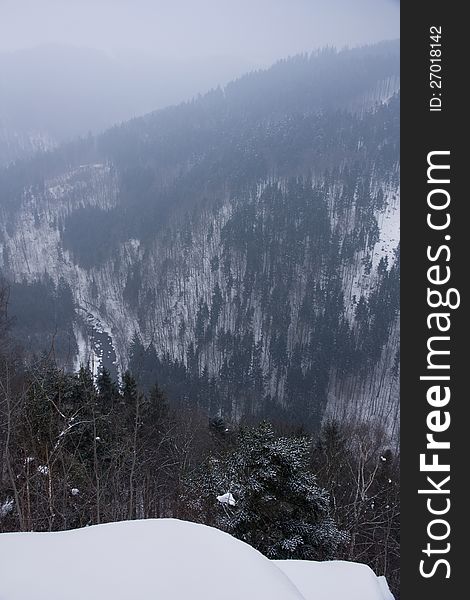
121, 371, 138, 404
184, 422, 347, 560
148, 383, 170, 425
96, 367, 119, 409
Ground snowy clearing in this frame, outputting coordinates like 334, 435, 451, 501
0, 519, 394, 600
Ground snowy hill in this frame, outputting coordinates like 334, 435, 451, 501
0, 42, 400, 433
0, 519, 393, 600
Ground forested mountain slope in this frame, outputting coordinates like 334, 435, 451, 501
0, 41, 400, 432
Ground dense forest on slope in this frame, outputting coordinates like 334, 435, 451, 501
0, 41, 400, 433
0, 296, 399, 593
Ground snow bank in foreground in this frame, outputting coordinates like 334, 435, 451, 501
275, 560, 395, 600
0, 519, 394, 600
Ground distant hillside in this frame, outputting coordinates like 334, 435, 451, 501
0, 41, 400, 433
0, 44, 254, 165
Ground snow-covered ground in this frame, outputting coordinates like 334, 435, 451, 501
275, 560, 395, 600
0, 519, 394, 600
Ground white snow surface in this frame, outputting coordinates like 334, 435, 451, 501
216, 492, 236, 506
0, 519, 393, 600
275, 559, 395, 600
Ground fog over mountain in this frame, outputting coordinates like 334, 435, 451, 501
1, 0, 399, 60
0, 45, 254, 164
0, 0, 399, 164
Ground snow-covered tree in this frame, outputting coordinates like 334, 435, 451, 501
184, 422, 347, 560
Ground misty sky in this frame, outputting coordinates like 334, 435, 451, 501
0, 0, 399, 64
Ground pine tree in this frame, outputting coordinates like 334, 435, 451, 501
96, 367, 119, 409
210, 283, 223, 328
184, 422, 347, 560
121, 371, 138, 404
128, 333, 145, 374
148, 383, 170, 424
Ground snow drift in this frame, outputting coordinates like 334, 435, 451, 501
0, 519, 394, 600
275, 560, 395, 600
